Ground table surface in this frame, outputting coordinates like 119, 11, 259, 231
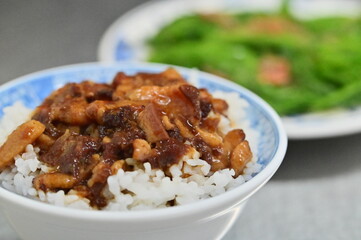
1, 1, 361, 239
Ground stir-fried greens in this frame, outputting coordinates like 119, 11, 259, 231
148, 10, 361, 115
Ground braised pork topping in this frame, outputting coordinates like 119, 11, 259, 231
0, 68, 253, 208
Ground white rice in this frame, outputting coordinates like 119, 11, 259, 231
0, 102, 32, 145
0, 92, 261, 211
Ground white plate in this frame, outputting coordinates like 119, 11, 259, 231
98, 0, 361, 139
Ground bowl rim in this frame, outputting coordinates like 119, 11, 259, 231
0, 62, 287, 221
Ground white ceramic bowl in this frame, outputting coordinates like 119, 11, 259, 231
0, 62, 287, 240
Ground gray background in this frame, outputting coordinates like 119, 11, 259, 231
0, 1, 361, 239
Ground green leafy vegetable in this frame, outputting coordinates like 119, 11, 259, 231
148, 10, 361, 115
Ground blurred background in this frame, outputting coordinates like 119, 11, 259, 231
1, 1, 361, 239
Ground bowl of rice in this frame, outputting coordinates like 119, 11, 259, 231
0, 62, 287, 240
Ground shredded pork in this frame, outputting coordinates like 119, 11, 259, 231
0, 68, 253, 208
